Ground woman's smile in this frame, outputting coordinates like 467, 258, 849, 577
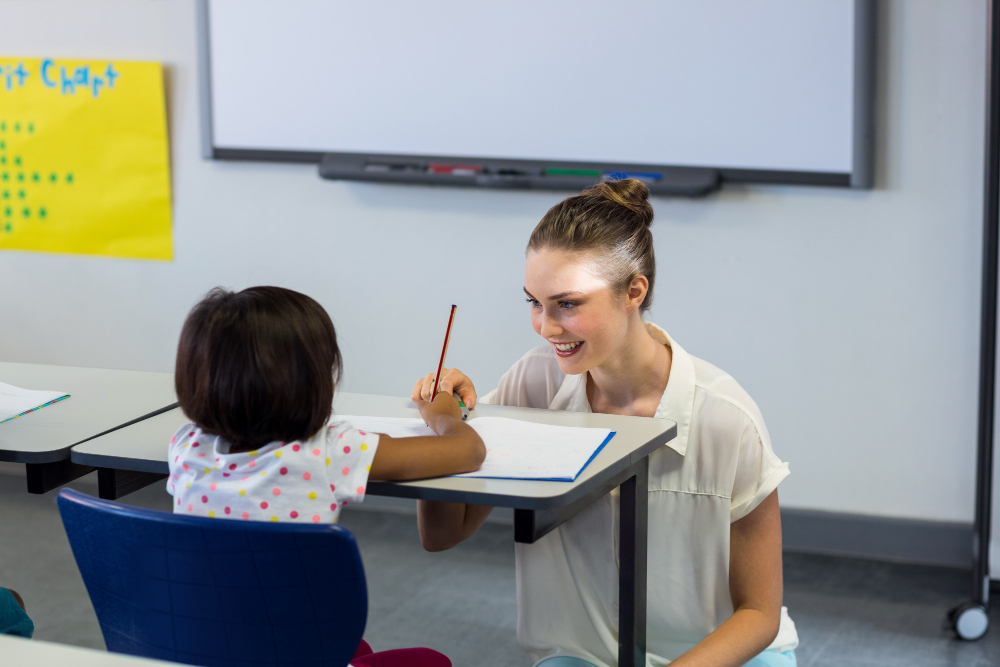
551, 340, 584, 356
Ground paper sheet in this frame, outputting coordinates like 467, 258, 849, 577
333, 415, 614, 482
0, 381, 69, 424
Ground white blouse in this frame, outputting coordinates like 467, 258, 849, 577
482, 323, 798, 667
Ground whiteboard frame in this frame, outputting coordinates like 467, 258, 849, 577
196, 0, 875, 191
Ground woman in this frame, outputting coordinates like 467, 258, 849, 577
413, 179, 798, 667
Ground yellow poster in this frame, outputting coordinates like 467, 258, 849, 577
0, 57, 171, 260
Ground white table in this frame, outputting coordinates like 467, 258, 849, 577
0, 362, 177, 493
0, 635, 183, 666
71, 392, 676, 667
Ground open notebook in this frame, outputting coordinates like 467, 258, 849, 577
0, 382, 70, 424
333, 415, 614, 482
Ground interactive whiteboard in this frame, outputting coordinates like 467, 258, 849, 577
199, 0, 874, 192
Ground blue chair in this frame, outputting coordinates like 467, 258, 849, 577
57, 489, 367, 667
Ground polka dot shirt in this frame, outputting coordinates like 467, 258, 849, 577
166, 420, 379, 524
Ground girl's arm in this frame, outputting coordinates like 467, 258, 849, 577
669, 489, 784, 667
368, 393, 486, 481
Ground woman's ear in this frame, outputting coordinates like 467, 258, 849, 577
624, 275, 649, 313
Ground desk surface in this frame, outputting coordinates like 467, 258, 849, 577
0, 362, 176, 464
0, 636, 182, 666
72, 392, 675, 510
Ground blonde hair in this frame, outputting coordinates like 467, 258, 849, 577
527, 178, 656, 311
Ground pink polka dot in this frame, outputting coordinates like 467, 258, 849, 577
341, 467, 350, 475
228, 463, 237, 470
248, 460, 256, 468
222, 473, 230, 477
215, 458, 219, 462
172, 474, 178, 480
182, 463, 189, 471
312, 448, 321, 456
170, 436, 176, 444
330, 484, 336, 492
312, 515, 321, 523
292, 444, 300, 452
330, 503, 337, 511
187, 504, 193, 512
356, 486, 365, 495
242, 511, 249, 520
339, 433, 344, 439
189, 431, 195, 437
174, 455, 179, 462
343, 446, 351, 454
241, 476, 249, 482
290, 510, 299, 519
302, 472, 311, 481
272, 487, 281, 496
280, 467, 288, 475
201, 495, 208, 503
192, 442, 199, 448
359, 431, 366, 436
177, 498, 181, 505
209, 483, 217, 491
197, 453, 205, 457
260, 501, 269, 509
224, 507, 231, 515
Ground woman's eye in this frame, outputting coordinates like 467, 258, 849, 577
559, 301, 577, 310
525, 297, 541, 307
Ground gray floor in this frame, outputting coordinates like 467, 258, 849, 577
0, 470, 998, 667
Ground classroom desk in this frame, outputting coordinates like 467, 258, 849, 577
71, 392, 677, 667
0, 635, 183, 666
0, 362, 177, 494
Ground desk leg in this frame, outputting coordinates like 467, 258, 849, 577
25, 461, 96, 494
619, 456, 648, 667
97, 468, 168, 500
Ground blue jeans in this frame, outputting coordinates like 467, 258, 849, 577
537, 649, 797, 667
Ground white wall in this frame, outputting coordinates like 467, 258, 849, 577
0, 0, 989, 525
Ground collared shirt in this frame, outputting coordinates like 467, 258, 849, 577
482, 323, 797, 667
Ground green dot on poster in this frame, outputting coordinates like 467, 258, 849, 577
38, 207, 46, 219
49, 173, 56, 183
17, 173, 23, 182
14, 156, 21, 166
32, 173, 39, 182
13, 123, 20, 133
3, 206, 10, 217
18, 190, 25, 199
1, 173, 6, 181
66, 173, 74, 184
0, 121, 6, 132
21, 207, 30, 218
28, 123, 34, 133
0, 141, 5, 150
4, 223, 11, 233
0, 157, 6, 166
2, 191, 7, 199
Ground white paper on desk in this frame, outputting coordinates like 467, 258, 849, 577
0, 382, 70, 424
332, 415, 614, 482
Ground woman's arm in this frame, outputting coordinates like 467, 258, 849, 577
368, 393, 486, 481
669, 489, 784, 667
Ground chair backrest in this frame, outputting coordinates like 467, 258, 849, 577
57, 489, 367, 667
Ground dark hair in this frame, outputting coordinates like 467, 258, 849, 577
527, 178, 656, 311
175, 286, 342, 451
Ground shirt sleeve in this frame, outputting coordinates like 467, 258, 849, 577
730, 420, 789, 523
165, 422, 196, 498
480, 346, 565, 409
325, 422, 380, 507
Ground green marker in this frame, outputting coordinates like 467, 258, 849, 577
455, 394, 470, 421
544, 167, 602, 177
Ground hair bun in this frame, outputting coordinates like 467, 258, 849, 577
595, 178, 654, 227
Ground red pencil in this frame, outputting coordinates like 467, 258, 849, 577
431, 305, 457, 400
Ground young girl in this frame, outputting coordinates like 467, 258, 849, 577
167, 286, 485, 667
414, 180, 798, 667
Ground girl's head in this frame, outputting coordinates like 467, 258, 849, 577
175, 286, 341, 450
524, 178, 656, 374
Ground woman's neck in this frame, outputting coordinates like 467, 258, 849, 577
586, 314, 671, 417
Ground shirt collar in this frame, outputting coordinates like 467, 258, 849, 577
645, 322, 693, 457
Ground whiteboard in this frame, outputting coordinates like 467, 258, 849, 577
201, 0, 873, 187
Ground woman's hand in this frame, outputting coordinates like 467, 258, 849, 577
412, 368, 479, 408
416, 392, 464, 433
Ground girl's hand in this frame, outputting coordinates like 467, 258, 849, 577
416, 392, 464, 432
412, 368, 479, 408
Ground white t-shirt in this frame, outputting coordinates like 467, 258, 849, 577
483, 323, 797, 667
166, 419, 380, 524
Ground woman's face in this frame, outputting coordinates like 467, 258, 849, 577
524, 247, 633, 375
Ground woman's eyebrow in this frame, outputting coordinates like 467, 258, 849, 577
523, 287, 586, 300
